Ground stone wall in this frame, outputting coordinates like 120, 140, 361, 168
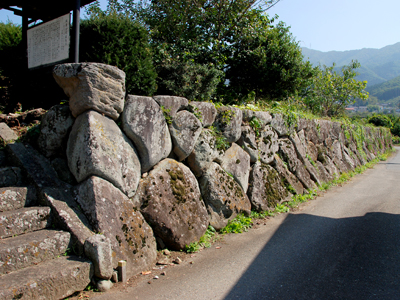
39, 63, 392, 278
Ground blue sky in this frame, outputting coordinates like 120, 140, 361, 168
1, 0, 399, 52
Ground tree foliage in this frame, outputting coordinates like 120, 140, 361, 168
80, 11, 157, 95
303, 60, 369, 117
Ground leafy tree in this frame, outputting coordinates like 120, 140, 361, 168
226, 14, 315, 101
368, 114, 393, 128
80, 11, 157, 96
303, 60, 369, 117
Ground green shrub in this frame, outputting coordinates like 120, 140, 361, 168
80, 12, 157, 96
368, 114, 393, 128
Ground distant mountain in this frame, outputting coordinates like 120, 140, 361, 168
366, 75, 400, 104
302, 43, 400, 87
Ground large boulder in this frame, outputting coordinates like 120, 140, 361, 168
237, 126, 258, 163
67, 110, 141, 197
270, 113, 292, 137
278, 139, 317, 190
53, 63, 126, 120
187, 129, 221, 176
248, 162, 291, 212
76, 176, 157, 278
242, 109, 272, 127
38, 104, 75, 158
199, 162, 251, 230
188, 101, 217, 127
153, 95, 188, 117
214, 106, 242, 143
272, 154, 304, 195
135, 159, 209, 250
220, 143, 251, 193
258, 125, 279, 164
169, 111, 202, 161
122, 95, 172, 172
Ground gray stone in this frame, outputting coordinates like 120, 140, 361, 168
67, 110, 141, 197
220, 143, 251, 193
237, 126, 258, 163
169, 111, 202, 161
0, 207, 51, 238
76, 176, 157, 278
53, 63, 126, 120
122, 95, 172, 173
153, 95, 188, 116
51, 157, 77, 185
96, 280, 113, 292
278, 139, 316, 190
258, 125, 279, 165
0, 149, 6, 167
187, 129, 220, 176
242, 109, 272, 126
37, 104, 75, 158
0, 186, 36, 212
248, 162, 291, 212
43, 188, 94, 256
0, 166, 22, 187
0, 122, 17, 146
0, 229, 70, 275
0, 256, 93, 300
188, 101, 217, 127
272, 154, 304, 195
84, 234, 113, 280
136, 159, 209, 250
214, 106, 242, 143
199, 162, 251, 230
270, 113, 292, 137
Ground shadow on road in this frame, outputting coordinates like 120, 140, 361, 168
225, 212, 400, 300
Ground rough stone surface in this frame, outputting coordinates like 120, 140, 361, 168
272, 154, 304, 195
248, 162, 291, 212
169, 111, 202, 161
215, 106, 242, 143
258, 125, 279, 164
84, 234, 113, 280
237, 126, 258, 163
0, 256, 93, 300
0, 122, 18, 145
0, 186, 36, 212
199, 162, 251, 230
76, 176, 157, 278
0, 149, 6, 167
51, 157, 77, 185
37, 104, 75, 158
220, 143, 251, 193
67, 110, 141, 197
153, 95, 188, 116
43, 188, 94, 256
187, 129, 221, 176
122, 95, 172, 172
53, 63, 126, 120
242, 109, 272, 126
0, 207, 51, 238
0, 229, 70, 275
278, 139, 317, 190
270, 113, 292, 137
0, 166, 22, 187
188, 101, 217, 127
136, 159, 209, 250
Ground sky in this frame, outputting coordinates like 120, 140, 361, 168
1, 0, 399, 53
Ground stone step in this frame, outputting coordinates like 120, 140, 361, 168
0, 229, 71, 275
0, 187, 36, 212
0, 206, 51, 238
0, 255, 93, 300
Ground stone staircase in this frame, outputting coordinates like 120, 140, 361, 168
0, 143, 93, 300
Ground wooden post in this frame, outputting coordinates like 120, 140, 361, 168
72, 0, 81, 63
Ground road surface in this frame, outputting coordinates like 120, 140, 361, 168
94, 147, 400, 300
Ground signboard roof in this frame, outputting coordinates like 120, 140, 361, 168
0, 0, 96, 22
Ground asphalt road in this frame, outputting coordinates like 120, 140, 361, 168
94, 147, 400, 300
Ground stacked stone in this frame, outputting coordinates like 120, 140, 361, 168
37, 62, 391, 281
